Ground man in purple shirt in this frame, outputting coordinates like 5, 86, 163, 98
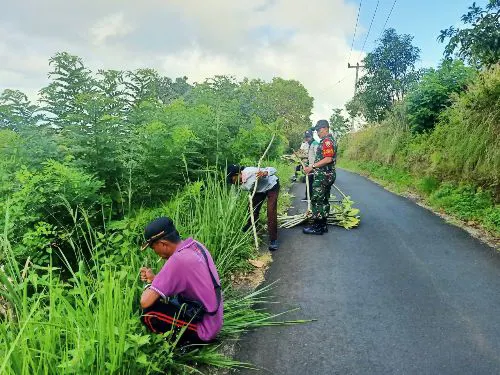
139, 217, 223, 344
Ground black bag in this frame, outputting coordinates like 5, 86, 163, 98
167, 242, 221, 323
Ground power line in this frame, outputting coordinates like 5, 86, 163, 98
358, 0, 380, 60
347, 0, 363, 63
379, 0, 397, 38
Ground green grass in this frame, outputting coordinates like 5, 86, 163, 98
339, 159, 500, 237
0, 165, 301, 374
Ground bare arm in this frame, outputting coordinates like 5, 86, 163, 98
140, 288, 160, 309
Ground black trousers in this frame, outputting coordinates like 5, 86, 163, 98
141, 299, 204, 345
245, 181, 280, 241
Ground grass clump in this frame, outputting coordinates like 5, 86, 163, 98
0, 168, 298, 374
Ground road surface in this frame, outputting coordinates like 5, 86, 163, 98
235, 169, 500, 375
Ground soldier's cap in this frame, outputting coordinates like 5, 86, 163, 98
304, 130, 313, 138
313, 119, 330, 131
226, 164, 245, 184
141, 217, 178, 251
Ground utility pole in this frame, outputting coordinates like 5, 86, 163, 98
348, 62, 365, 129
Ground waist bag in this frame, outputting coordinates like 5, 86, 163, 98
167, 242, 221, 323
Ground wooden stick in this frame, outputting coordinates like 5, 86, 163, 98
332, 183, 347, 199
249, 133, 276, 251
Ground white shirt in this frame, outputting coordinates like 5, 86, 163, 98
240, 167, 278, 193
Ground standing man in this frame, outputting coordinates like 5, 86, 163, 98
302, 120, 337, 235
303, 130, 319, 201
139, 217, 223, 345
227, 165, 280, 251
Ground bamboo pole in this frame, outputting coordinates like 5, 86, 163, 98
249, 133, 276, 251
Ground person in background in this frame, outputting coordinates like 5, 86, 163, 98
302, 130, 319, 201
139, 217, 223, 345
293, 135, 311, 182
227, 165, 280, 251
302, 120, 337, 235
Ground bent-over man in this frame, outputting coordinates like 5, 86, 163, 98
227, 165, 280, 251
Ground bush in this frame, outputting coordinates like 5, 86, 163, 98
0, 160, 103, 263
406, 60, 476, 133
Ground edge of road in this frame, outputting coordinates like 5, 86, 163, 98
337, 166, 499, 251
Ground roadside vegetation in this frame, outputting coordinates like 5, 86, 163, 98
335, 1, 499, 238
0, 52, 307, 373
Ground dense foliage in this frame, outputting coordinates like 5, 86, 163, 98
0, 52, 312, 267
0, 50, 305, 372
405, 60, 477, 133
438, 0, 500, 68
340, 66, 500, 234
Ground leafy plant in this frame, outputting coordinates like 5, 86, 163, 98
438, 0, 500, 68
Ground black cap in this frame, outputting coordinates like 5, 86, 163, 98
304, 130, 313, 138
313, 119, 330, 131
141, 217, 178, 251
226, 164, 245, 184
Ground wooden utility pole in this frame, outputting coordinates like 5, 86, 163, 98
348, 62, 365, 129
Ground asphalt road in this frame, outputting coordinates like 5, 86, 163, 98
235, 169, 500, 375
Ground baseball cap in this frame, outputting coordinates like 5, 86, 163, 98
226, 164, 245, 184
141, 217, 178, 251
313, 119, 330, 131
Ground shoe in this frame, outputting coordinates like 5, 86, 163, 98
269, 240, 279, 251
321, 218, 329, 233
302, 223, 325, 235
291, 176, 297, 182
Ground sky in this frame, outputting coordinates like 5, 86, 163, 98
0, 0, 486, 121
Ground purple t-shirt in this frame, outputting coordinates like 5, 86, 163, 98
150, 238, 223, 341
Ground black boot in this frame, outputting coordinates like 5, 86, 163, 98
321, 218, 329, 233
303, 220, 324, 235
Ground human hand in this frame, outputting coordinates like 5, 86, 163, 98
140, 267, 155, 283
256, 170, 268, 178
303, 166, 313, 174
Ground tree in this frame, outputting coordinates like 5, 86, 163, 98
0, 89, 41, 130
438, 0, 500, 68
39, 52, 94, 126
406, 60, 476, 133
329, 108, 351, 139
239, 77, 313, 148
347, 28, 421, 123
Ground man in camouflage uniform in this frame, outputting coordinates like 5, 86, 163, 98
302, 120, 337, 235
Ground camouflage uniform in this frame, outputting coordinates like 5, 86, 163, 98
311, 134, 336, 220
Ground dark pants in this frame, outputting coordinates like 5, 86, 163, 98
246, 181, 279, 241
141, 299, 204, 345
295, 165, 301, 176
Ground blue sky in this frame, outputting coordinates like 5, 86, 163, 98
351, 0, 487, 68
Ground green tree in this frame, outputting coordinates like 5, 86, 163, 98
239, 78, 313, 148
0, 89, 41, 130
39, 52, 94, 126
438, 0, 500, 68
329, 108, 351, 139
406, 60, 476, 133
347, 28, 421, 123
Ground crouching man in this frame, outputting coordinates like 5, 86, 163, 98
139, 217, 223, 345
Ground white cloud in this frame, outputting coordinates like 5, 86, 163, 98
89, 13, 134, 45
0, 0, 365, 120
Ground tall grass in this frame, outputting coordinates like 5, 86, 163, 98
340, 66, 499, 193
0, 171, 295, 374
